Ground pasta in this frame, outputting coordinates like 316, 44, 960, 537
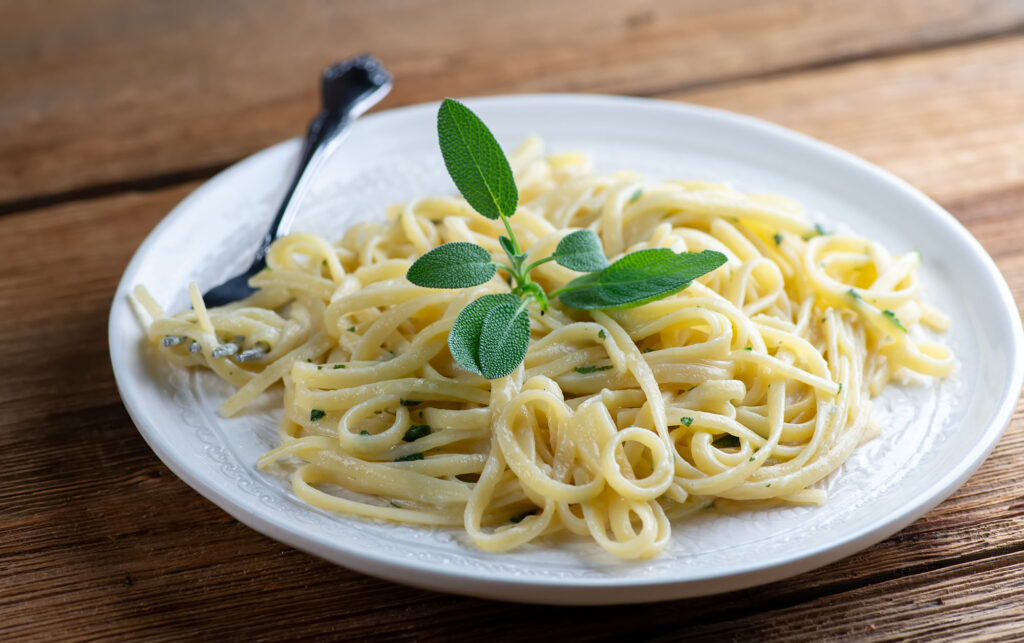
133, 137, 953, 560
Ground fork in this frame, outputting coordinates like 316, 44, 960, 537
201, 54, 392, 308
161, 55, 391, 359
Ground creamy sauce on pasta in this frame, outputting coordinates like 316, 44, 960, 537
134, 137, 953, 560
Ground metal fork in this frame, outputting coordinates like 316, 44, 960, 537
201, 54, 392, 308
162, 56, 391, 359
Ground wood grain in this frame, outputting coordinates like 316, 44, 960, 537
676, 552, 1024, 641
0, 176, 1020, 640
2, 0, 1024, 205
677, 34, 1024, 203
3, 2, 1024, 639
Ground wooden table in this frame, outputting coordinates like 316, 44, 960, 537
3, 1, 1023, 639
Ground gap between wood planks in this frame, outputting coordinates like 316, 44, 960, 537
0, 163, 226, 218
1, 23, 1023, 218
633, 22, 1024, 98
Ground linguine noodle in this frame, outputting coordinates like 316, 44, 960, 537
133, 137, 953, 560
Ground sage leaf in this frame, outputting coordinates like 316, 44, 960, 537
499, 235, 517, 259
437, 98, 518, 220
407, 242, 496, 289
557, 249, 727, 310
553, 229, 608, 272
448, 293, 519, 374
477, 300, 531, 379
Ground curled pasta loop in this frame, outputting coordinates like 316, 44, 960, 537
135, 137, 953, 560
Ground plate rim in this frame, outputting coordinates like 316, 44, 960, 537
108, 92, 1024, 604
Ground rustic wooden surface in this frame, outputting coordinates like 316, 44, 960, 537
2, 1, 1023, 640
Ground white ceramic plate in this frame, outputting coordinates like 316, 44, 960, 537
109, 94, 1023, 605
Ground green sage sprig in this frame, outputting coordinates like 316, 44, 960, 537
406, 98, 727, 379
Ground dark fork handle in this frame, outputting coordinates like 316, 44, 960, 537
253, 55, 393, 266
201, 56, 392, 307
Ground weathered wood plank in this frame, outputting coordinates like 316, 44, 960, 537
676, 35, 1024, 203
673, 552, 1024, 642
0, 174, 1021, 638
2, 0, 1023, 204
3, 14, 1024, 636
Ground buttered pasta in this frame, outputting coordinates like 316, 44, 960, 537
133, 137, 953, 560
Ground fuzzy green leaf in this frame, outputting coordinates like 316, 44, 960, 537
407, 242, 496, 289
437, 98, 518, 220
499, 235, 518, 259
448, 294, 519, 374
553, 229, 608, 272
477, 300, 531, 379
557, 249, 727, 310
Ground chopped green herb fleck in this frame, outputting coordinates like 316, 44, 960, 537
390, 501, 401, 508
680, 416, 694, 427
575, 364, 613, 374
395, 452, 425, 462
122, 572, 133, 586
400, 399, 421, 406
510, 509, 538, 523
643, 347, 654, 353
347, 326, 356, 332
628, 188, 643, 203
688, 385, 698, 391
773, 233, 783, 245
815, 223, 826, 236
598, 329, 607, 339
837, 383, 843, 394
359, 430, 370, 435
749, 456, 756, 462
317, 365, 323, 370
766, 483, 772, 488
322, 259, 327, 266
310, 409, 326, 421
847, 288, 863, 301
334, 364, 345, 369
403, 424, 431, 442
744, 346, 753, 351
882, 309, 907, 331
712, 434, 741, 449
306, 358, 312, 362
